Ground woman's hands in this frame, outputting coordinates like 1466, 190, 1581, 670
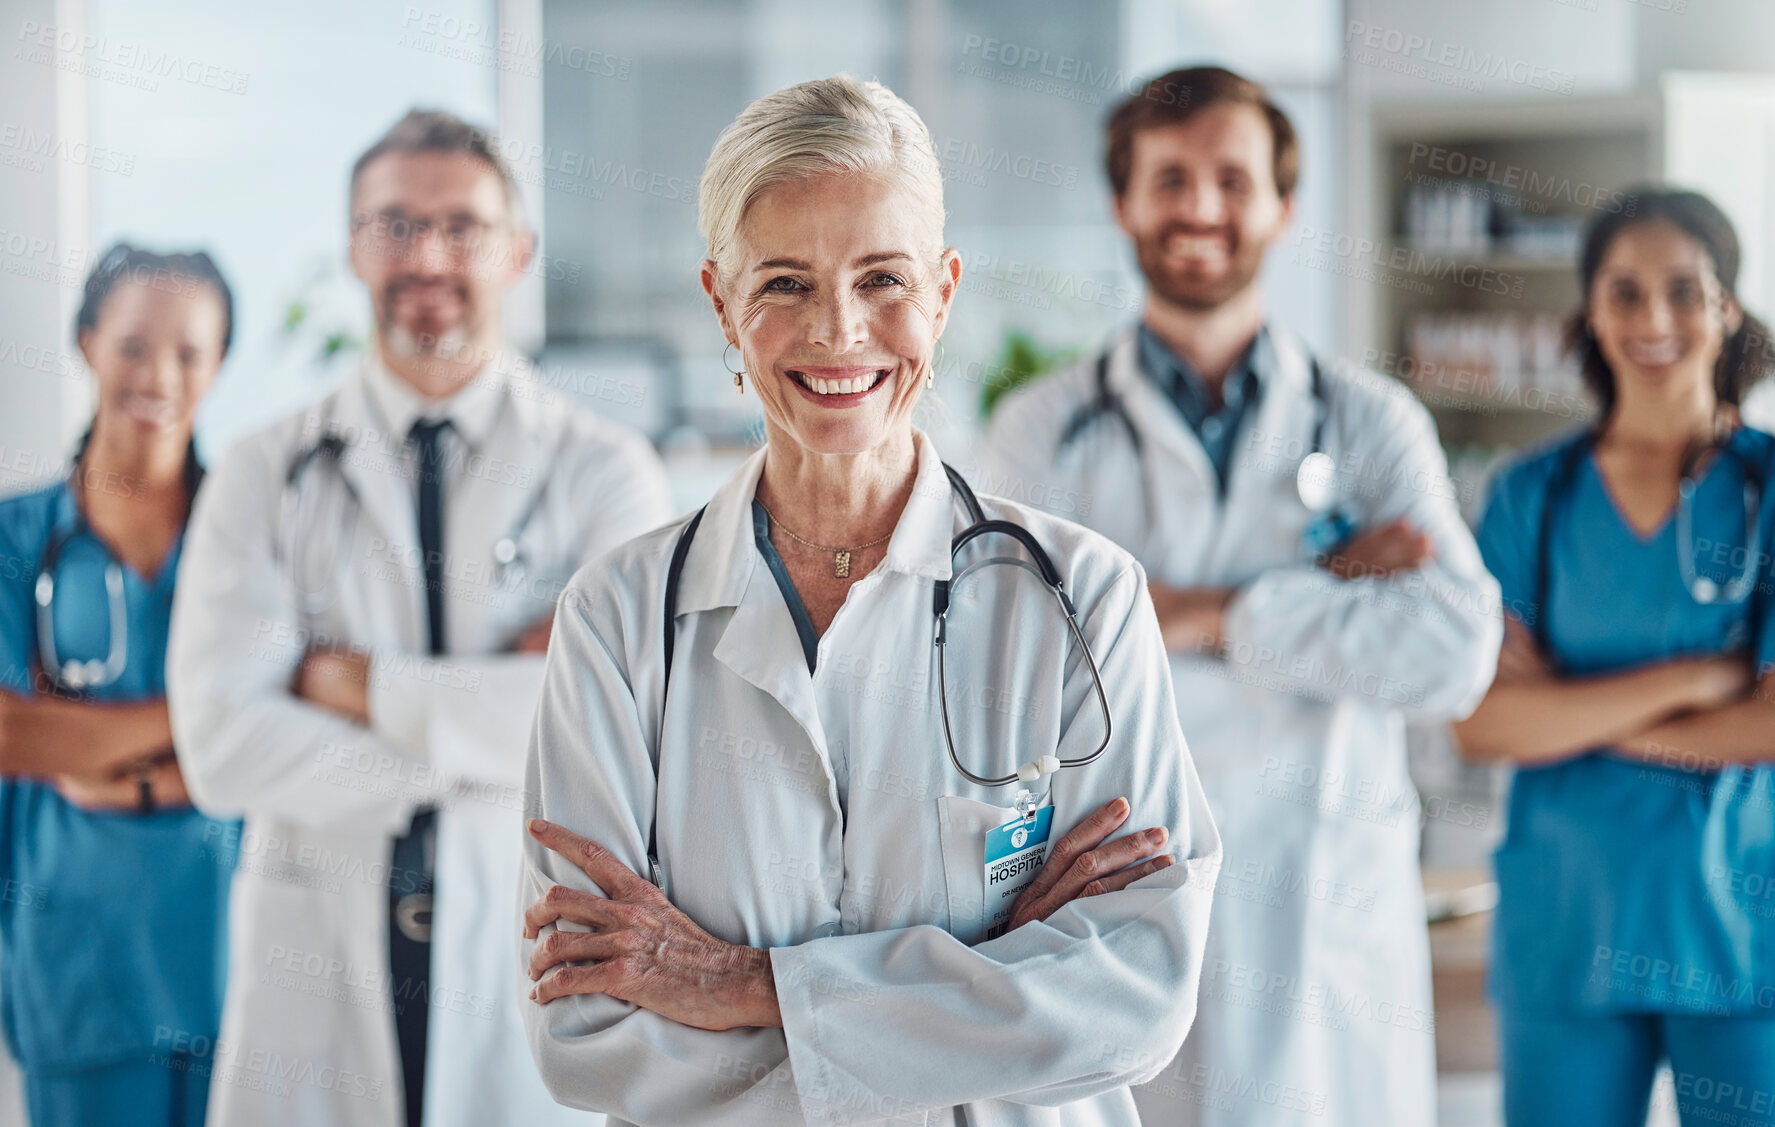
1665, 655, 1755, 711
525, 799, 1174, 1019
1004, 797, 1174, 932
1456, 611, 1760, 766
53, 749, 190, 812
1494, 616, 1553, 684
524, 819, 781, 1030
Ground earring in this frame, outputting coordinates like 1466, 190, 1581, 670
927, 337, 944, 389
723, 341, 745, 395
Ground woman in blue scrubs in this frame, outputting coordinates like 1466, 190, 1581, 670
1457, 189, 1775, 1127
0, 244, 238, 1126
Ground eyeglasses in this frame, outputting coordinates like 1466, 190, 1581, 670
351, 210, 502, 256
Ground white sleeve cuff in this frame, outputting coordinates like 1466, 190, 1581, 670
369, 650, 430, 757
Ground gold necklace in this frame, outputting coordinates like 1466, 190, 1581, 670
758, 502, 893, 578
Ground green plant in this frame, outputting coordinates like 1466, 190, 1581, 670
980, 330, 1081, 418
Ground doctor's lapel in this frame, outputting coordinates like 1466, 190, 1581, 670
675, 455, 838, 792
304, 375, 420, 564
1104, 330, 1220, 574
450, 377, 571, 638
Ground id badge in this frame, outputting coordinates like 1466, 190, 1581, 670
982, 805, 1054, 940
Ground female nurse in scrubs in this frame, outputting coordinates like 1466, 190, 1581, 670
1457, 189, 1775, 1127
517, 76, 1220, 1126
0, 243, 238, 1126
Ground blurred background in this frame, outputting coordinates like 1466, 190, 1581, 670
6, 0, 1775, 1122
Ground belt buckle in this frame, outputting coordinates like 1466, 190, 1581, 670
395, 893, 433, 943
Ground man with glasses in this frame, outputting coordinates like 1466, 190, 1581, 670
169, 110, 672, 1127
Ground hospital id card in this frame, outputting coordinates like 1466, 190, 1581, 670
982, 805, 1054, 940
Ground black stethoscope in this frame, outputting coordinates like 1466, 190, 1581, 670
660, 464, 1113, 787
930, 464, 1113, 788
643, 460, 1116, 881
1055, 344, 1354, 556
279, 402, 561, 614
1535, 428, 1766, 650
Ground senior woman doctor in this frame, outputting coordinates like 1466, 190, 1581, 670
517, 76, 1220, 1126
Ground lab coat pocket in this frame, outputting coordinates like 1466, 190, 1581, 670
936, 794, 1023, 946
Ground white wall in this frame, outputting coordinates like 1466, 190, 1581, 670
0, 0, 92, 492
79, 0, 502, 458
1121, 0, 1344, 359
1337, 0, 1641, 362
1634, 0, 1775, 78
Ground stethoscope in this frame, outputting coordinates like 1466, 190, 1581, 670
931, 463, 1113, 789
35, 518, 129, 691
33, 439, 202, 693
1056, 344, 1355, 556
657, 464, 1113, 803
1535, 428, 1765, 650
279, 403, 560, 614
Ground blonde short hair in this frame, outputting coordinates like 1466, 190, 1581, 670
698, 75, 946, 283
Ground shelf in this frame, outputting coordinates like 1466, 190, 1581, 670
1372, 93, 1658, 143
1383, 250, 1576, 274
1420, 393, 1593, 420
1364, 76, 1775, 450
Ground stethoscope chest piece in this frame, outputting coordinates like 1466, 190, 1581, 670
1674, 452, 1761, 606
1296, 451, 1356, 558
1296, 450, 1336, 512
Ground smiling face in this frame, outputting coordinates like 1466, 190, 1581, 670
348, 150, 531, 370
702, 171, 961, 457
1113, 103, 1292, 311
1588, 218, 1740, 408
78, 276, 227, 447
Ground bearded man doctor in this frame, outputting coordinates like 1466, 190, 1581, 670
982, 67, 1502, 1125
168, 110, 672, 1127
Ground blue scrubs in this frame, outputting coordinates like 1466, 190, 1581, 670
0, 480, 237, 1127
1477, 427, 1775, 1127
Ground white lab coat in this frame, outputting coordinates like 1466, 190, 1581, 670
518, 431, 1221, 1127
168, 354, 673, 1127
979, 327, 1502, 1126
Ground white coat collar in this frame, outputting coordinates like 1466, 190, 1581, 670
289, 349, 568, 552
673, 429, 957, 784
673, 428, 959, 618
1103, 321, 1315, 476
360, 344, 519, 451
1106, 321, 1311, 408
